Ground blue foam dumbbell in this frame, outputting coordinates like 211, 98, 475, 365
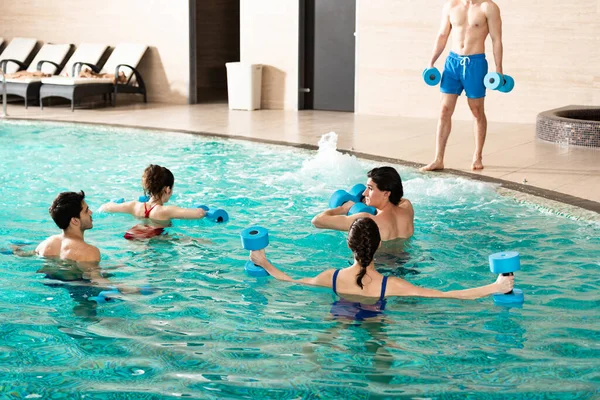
484, 72, 515, 93
348, 202, 377, 216
484, 72, 503, 90
90, 285, 154, 304
348, 184, 367, 202
89, 287, 120, 304
498, 75, 515, 93
329, 190, 356, 209
423, 67, 441, 86
240, 226, 270, 277
196, 205, 229, 223
328, 184, 377, 216
489, 251, 524, 305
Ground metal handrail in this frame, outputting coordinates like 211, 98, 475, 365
1, 69, 7, 118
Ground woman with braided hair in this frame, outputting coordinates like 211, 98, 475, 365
250, 218, 513, 319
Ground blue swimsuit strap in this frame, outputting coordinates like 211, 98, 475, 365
332, 269, 340, 295
379, 276, 388, 302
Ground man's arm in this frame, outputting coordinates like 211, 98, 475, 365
429, 1, 452, 68
486, 1, 503, 74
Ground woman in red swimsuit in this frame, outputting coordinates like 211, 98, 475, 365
99, 164, 207, 240
250, 218, 514, 318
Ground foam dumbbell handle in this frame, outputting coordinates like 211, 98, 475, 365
348, 202, 377, 216
328, 190, 355, 209
501, 272, 514, 295
423, 67, 441, 86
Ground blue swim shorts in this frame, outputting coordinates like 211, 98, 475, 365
440, 52, 488, 99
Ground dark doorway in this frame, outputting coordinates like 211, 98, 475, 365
299, 0, 356, 111
190, 0, 240, 104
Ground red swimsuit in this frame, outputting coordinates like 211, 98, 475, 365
123, 203, 165, 240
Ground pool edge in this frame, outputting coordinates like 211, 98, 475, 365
5, 117, 600, 217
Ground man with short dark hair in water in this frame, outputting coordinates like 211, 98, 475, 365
36, 191, 100, 263
312, 166, 414, 241
421, 0, 503, 172
34, 191, 138, 315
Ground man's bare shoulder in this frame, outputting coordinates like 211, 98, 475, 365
68, 241, 101, 263
482, 0, 500, 13
35, 235, 62, 256
444, 0, 459, 10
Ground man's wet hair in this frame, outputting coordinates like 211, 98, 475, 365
49, 191, 85, 230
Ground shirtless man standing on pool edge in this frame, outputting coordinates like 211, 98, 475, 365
421, 0, 503, 172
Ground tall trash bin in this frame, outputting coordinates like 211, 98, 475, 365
226, 62, 263, 111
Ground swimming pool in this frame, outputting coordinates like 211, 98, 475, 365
0, 122, 598, 398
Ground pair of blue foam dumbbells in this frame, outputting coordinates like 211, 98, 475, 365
328, 184, 377, 216
239, 229, 525, 306
422, 67, 514, 93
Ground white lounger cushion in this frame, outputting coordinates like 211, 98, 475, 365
5, 43, 72, 83
100, 43, 147, 79
41, 43, 108, 85
0, 37, 37, 74
42, 76, 113, 85
26, 43, 71, 74
59, 43, 109, 77
41, 43, 146, 86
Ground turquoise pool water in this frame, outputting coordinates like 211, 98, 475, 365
0, 122, 598, 399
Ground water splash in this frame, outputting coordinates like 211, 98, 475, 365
277, 132, 370, 194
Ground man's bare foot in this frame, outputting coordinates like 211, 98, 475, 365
471, 158, 484, 170
420, 160, 444, 171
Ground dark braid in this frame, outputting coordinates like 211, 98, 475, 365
142, 164, 174, 198
347, 218, 381, 289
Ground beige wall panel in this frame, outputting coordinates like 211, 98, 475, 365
356, 0, 600, 123
0, 0, 190, 104
240, 0, 299, 110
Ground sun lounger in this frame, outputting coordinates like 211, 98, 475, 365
0, 38, 37, 74
4, 43, 73, 108
40, 43, 147, 111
